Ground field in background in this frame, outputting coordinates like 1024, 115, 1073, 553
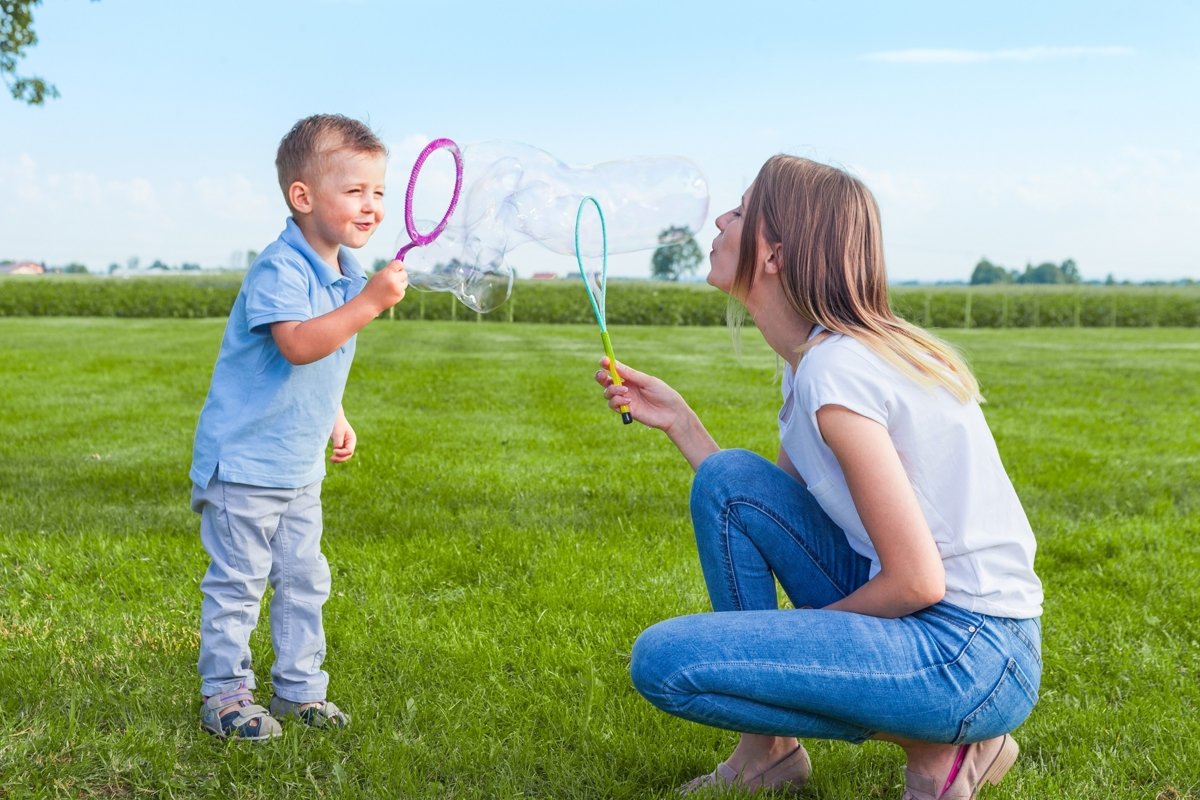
1, 320, 1198, 799
1, 275, 1199, 327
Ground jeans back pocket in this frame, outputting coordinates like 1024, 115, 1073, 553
953, 657, 1040, 744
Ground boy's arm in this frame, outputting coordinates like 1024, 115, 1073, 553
272, 261, 408, 365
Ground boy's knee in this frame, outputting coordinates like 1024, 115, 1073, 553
294, 557, 332, 598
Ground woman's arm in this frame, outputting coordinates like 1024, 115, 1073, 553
597, 358, 719, 471
816, 404, 946, 618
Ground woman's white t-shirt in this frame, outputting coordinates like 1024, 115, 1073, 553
779, 331, 1043, 619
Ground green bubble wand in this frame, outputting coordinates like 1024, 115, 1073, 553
575, 196, 632, 425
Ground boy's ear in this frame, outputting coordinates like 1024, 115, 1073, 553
288, 181, 313, 214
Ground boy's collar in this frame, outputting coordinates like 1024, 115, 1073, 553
281, 218, 365, 286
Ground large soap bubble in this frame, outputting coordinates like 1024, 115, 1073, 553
397, 141, 708, 312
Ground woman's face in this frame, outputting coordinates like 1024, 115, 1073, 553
706, 186, 752, 294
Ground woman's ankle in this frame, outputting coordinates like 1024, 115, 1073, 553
901, 741, 961, 782
727, 734, 800, 774
875, 733, 960, 781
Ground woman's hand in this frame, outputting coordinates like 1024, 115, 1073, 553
594, 357, 685, 432
595, 358, 720, 470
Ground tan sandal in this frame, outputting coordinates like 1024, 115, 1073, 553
903, 735, 1019, 800
679, 744, 811, 796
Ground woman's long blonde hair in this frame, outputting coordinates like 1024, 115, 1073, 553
733, 155, 981, 403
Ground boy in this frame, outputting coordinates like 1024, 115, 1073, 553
190, 114, 407, 740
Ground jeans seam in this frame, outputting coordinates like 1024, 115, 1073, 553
214, 481, 244, 575
725, 496, 849, 599
663, 655, 963, 687
1000, 618, 1042, 666
277, 504, 291, 659
718, 502, 744, 611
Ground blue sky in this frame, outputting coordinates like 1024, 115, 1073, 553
2, 0, 1198, 282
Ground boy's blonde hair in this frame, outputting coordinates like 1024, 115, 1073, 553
275, 114, 388, 212
734, 155, 982, 403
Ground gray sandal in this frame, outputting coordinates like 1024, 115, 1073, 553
269, 696, 351, 729
200, 686, 282, 741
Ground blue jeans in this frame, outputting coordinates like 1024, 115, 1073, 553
192, 476, 331, 702
630, 449, 1042, 744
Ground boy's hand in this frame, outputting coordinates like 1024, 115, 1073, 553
330, 416, 357, 463
362, 260, 408, 312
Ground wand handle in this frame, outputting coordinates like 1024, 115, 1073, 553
600, 331, 633, 425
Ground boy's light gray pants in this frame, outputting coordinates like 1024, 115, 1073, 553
192, 476, 330, 702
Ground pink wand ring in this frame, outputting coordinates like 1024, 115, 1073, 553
394, 137, 464, 261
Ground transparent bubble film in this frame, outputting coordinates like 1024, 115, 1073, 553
396, 141, 709, 312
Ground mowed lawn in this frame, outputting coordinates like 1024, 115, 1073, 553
1, 318, 1197, 799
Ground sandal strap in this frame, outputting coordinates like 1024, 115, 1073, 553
204, 688, 254, 709
217, 701, 273, 737
270, 696, 350, 728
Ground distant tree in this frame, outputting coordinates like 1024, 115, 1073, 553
969, 258, 1014, 285
651, 226, 703, 281
2, 0, 98, 104
181, 262, 201, 271
1060, 258, 1081, 284
61, 262, 87, 273
1015, 260, 1082, 285
1017, 262, 1060, 284
373, 258, 389, 272
245, 250, 258, 268
107, 262, 120, 274
147, 259, 169, 271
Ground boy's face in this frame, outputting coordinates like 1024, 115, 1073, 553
295, 149, 388, 256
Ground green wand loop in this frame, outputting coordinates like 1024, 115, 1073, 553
575, 196, 632, 425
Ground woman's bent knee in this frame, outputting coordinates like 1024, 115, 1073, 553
693, 448, 769, 491
630, 617, 695, 708
691, 449, 774, 519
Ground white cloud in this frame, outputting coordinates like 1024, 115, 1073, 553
186, 174, 274, 222
0, 153, 278, 269
862, 46, 1135, 64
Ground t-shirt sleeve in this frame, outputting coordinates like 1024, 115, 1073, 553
800, 343, 892, 428
243, 256, 313, 333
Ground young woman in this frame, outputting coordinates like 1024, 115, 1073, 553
595, 155, 1043, 799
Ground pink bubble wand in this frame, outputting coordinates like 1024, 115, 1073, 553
394, 137, 464, 261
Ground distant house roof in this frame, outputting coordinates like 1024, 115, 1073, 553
531, 272, 557, 280
0, 260, 44, 275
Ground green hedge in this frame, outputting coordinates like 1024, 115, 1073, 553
2, 275, 1198, 327
391, 279, 730, 325
889, 285, 1200, 328
0, 275, 243, 318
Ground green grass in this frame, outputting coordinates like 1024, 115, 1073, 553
1, 319, 1198, 799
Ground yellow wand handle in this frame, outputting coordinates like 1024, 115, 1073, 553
600, 330, 633, 425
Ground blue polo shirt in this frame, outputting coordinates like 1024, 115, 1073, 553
190, 218, 368, 489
